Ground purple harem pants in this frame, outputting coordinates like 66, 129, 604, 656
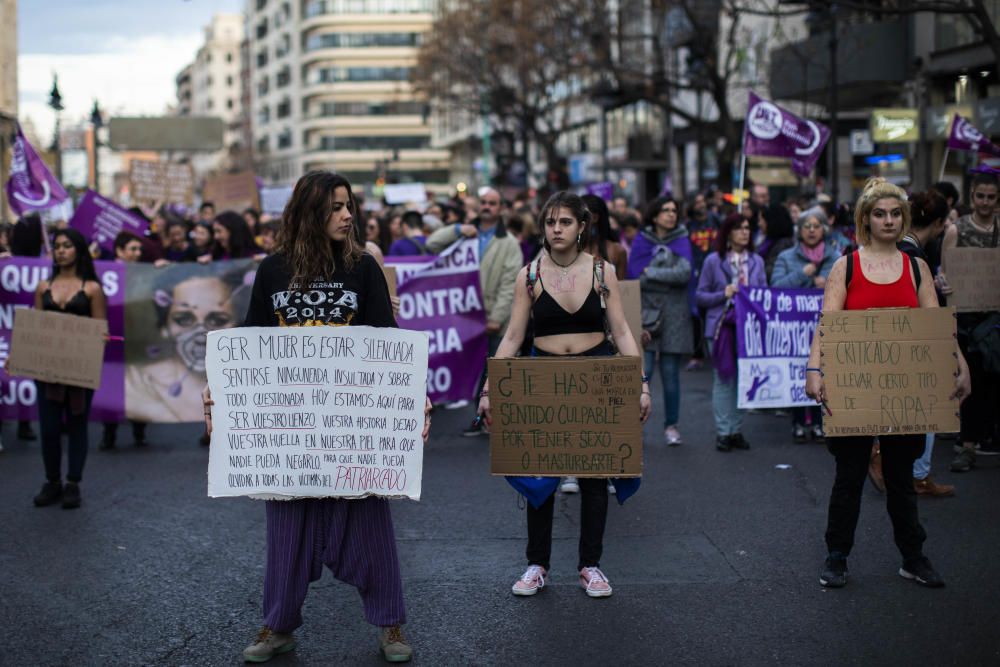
263, 497, 406, 632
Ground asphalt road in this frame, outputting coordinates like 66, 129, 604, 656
2, 367, 998, 666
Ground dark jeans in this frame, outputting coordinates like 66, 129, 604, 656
474, 332, 503, 402
527, 478, 609, 571
958, 332, 997, 444
37, 387, 94, 483
824, 435, 926, 563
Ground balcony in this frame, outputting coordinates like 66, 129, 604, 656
769, 21, 911, 109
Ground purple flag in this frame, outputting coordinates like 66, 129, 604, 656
946, 114, 1000, 157
585, 181, 614, 201
0, 258, 126, 421
744, 92, 831, 177
69, 190, 150, 251
5, 123, 69, 216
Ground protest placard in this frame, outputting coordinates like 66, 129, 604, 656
383, 183, 427, 205
129, 160, 195, 204
205, 326, 429, 500
820, 308, 960, 437
942, 247, 1000, 313
488, 356, 643, 477
736, 287, 823, 408
259, 185, 294, 215
202, 171, 260, 212
69, 190, 150, 251
8, 308, 108, 390
0, 259, 126, 421
617, 279, 642, 355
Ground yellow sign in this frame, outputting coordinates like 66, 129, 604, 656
870, 109, 921, 143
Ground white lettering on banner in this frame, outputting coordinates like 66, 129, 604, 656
399, 286, 482, 320
0, 379, 36, 406
1, 264, 49, 293
387, 239, 480, 286
206, 326, 429, 500
426, 366, 452, 393
0, 304, 30, 330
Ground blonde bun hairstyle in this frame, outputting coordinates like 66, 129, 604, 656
854, 177, 911, 246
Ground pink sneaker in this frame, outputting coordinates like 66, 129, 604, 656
579, 566, 613, 598
512, 565, 547, 596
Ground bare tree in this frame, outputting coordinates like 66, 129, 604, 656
413, 0, 592, 181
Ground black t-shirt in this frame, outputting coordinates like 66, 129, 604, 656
245, 252, 396, 329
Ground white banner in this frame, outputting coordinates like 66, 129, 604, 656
206, 326, 429, 500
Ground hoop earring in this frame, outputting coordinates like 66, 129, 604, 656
576, 233, 582, 249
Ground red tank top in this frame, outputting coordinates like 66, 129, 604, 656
844, 250, 919, 310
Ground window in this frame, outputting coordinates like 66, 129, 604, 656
257, 76, 270, 96
313, 66, 412, 83
317, 135, 429, 151
278, 129, 292, 149
256, 0, 267, 10
276, 33, 291, 58
226, 52, 234, 63
227, 98, 234, 110
207, 99, 214, 110
276, 66, 292, 88
305, 0, 433, 16
206, 75, 213, 87
317, 100, 424, 116
257, 136, 270, 153
257, 49, 269, 67
258, 106, 271, 124
277, 98, 291, 118
226, 75, 234, 87
256, 19, 268, 39
304, 32, 421, 51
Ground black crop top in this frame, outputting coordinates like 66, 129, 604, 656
531, 269, 605, 337
42, 282, 92, 317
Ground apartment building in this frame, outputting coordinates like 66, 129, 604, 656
248, 0, 448, 192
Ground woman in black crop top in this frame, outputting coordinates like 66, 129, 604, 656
477, 191, 651, 599
31, 229, 108, 509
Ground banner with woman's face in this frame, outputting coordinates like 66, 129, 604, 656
125, 259, 256, 422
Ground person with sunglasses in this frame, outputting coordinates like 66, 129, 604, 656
941, 172, 1000, 473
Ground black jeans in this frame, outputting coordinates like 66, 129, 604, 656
958, 329, 997, 444
792, 405, 822, 427
37, 387, 94, 483
824, 435, 926, 563
527, 478, 609, 571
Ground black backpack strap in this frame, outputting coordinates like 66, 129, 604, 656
909, 253, 921, 291
526, 256, 541, 300
846, 250, 854, 288
594, 257, 609, 310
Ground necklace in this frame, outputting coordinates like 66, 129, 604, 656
548, 250, 580, 274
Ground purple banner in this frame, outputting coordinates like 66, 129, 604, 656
0, 258, 125, 421
385, 240, 487, 404
585, 181, 614, 200
744, 91, 831, 177
735, 286, 823, 409
5, 123, 69, 217
70, 190, 150, 252
946, 114, 1000, 157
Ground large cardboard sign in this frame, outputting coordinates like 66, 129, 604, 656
617, 279, 642, 354
820, 308, 960, 437
8, 308, 108, 390
129, 160, 195, 205
943, 247, 1000, 313
202, 171, 259, 213
488, 356, 643, 477
206, 326, 429, 500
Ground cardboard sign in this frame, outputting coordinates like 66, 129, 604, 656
383, 183, 427, 205
943, 247, 1000, 313
488, 356, 643, 477
8, 309, 108, 390
260, 185, 293, 215
820, 308, 960, 437
205, 326, 429, 500
202, 171, 260, 212
129, 160, 195, 204
617, 279, 642, 354
383, 266, 398, 298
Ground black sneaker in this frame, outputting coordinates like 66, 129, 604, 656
33, 481, 63, 507
730, 433, 750, 450
715, 435, 732, 452
950, 447, 976, 473
811, 425, 826, 442
61, 482, 82, 510
820, 554, 848, 588
899, 557, 945, 588
793, 425, 807, 444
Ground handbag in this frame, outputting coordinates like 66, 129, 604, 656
641, 306, 663, 336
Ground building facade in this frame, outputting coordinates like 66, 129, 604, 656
1, 0, 18, 223
175, 13, 247, 175
247, 0, 448, 192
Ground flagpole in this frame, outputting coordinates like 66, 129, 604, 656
738, 95, 749, 207
737, 153, 747, 207
938, 147, 949, 182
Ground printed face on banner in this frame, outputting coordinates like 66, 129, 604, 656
125, 260, 256, 422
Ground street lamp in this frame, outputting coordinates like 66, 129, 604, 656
90, 100, 103, 195
48, 74, 64, 182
